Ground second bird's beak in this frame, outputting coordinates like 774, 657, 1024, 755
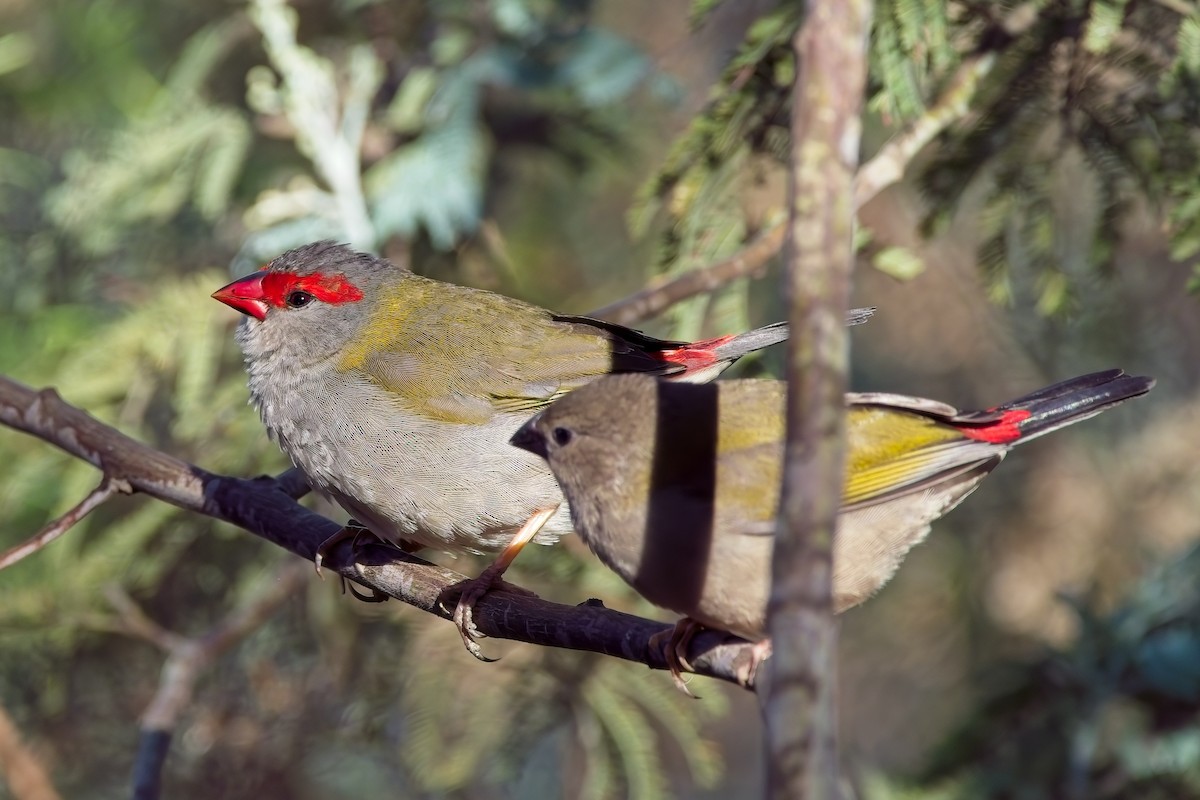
212, 274, 270, 321
510, 418, 549, 460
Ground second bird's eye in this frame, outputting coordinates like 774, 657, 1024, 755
286, 290, 315, 308
552, 427, 574, 446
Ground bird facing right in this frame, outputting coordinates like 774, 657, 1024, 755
511, 370, 1155, 684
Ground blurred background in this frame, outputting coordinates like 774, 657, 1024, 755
1, 0, 1199, 797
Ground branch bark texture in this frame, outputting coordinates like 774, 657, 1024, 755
766, 2, 873, 798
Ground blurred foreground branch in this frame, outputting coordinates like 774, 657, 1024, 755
0, 375, 757, 688
0, 704, 62, 800
766, 0, 871, 797
101, 562, 310, 800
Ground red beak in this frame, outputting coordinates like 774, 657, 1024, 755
212, 274, 269, 321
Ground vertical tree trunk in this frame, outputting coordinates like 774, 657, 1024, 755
765, 1, 873, 798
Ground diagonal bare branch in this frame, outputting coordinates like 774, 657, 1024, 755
590, 224, 788, 325
104, 585, 185, 653
0, 477, 129, 571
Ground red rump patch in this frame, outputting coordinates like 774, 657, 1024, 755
656, 334, 735, 372
958, 409, 1032, 444
259, 271, 364, 307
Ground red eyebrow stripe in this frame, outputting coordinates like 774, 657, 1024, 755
258, 271, 364, 307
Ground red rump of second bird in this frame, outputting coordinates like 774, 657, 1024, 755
951, 370, 1144, 446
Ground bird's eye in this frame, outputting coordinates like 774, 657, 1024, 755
286, 290, 315, 308
552, 427, 574, 446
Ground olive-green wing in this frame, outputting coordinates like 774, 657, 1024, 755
341, 276, 679, 423
843, 395, 1005, 510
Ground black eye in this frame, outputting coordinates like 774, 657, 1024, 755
552, 427, 574, 446
286, 290, 314, 308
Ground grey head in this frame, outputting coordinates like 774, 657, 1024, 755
211, 241, 406, 369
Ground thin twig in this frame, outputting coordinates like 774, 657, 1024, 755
590, 224, 787, 325
852, 53, 997, 210
0, 704, 62, 800
0, 374, 756, 688
104, 585, 184, 653
135, 560, 310, 731
0, 476, 128, 571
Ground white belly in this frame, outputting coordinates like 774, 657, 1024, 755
249, 365, 570, 553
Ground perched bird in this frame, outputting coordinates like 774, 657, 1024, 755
511, 370, 1155, 686
210, 241, 874, 655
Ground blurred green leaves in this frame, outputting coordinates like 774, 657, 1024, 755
366, 70, 490, 250
0, 32, 35, 78
239, 0, 658, 265
46, 18, 253, 258
919, 3, 1200, 317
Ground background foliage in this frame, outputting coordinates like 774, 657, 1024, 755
1, 0, 1198, 797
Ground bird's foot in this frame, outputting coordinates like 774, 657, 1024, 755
649, 618, 706, 698
314, 519, 377, 577
317, 521, 422, 603
736, 638, 773, 688
448, 566, 538, 663
444, 506, 556, 662
343, 580, 389, 603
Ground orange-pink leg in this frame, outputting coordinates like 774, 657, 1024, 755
737, 638, 773, 688
452, 506, 558, 661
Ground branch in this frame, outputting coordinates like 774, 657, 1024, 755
766, 0, 872, 796
0, 375, 757, 688
0, 703, 61, 800
0, 477, 128, 570
590, 224, 787, 325
102, 563, 311, 800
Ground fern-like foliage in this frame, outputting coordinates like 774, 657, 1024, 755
868, 0, 956, 125
288, 542, 728, 799
629, 4, 802, 339
239, 0, 658, 266
0, 273, 284, 738
921, 2, 1200, 313
642, 1, 1200, 343
45, 19, 253, 258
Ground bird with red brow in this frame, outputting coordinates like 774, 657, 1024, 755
212, 240, 873, 656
